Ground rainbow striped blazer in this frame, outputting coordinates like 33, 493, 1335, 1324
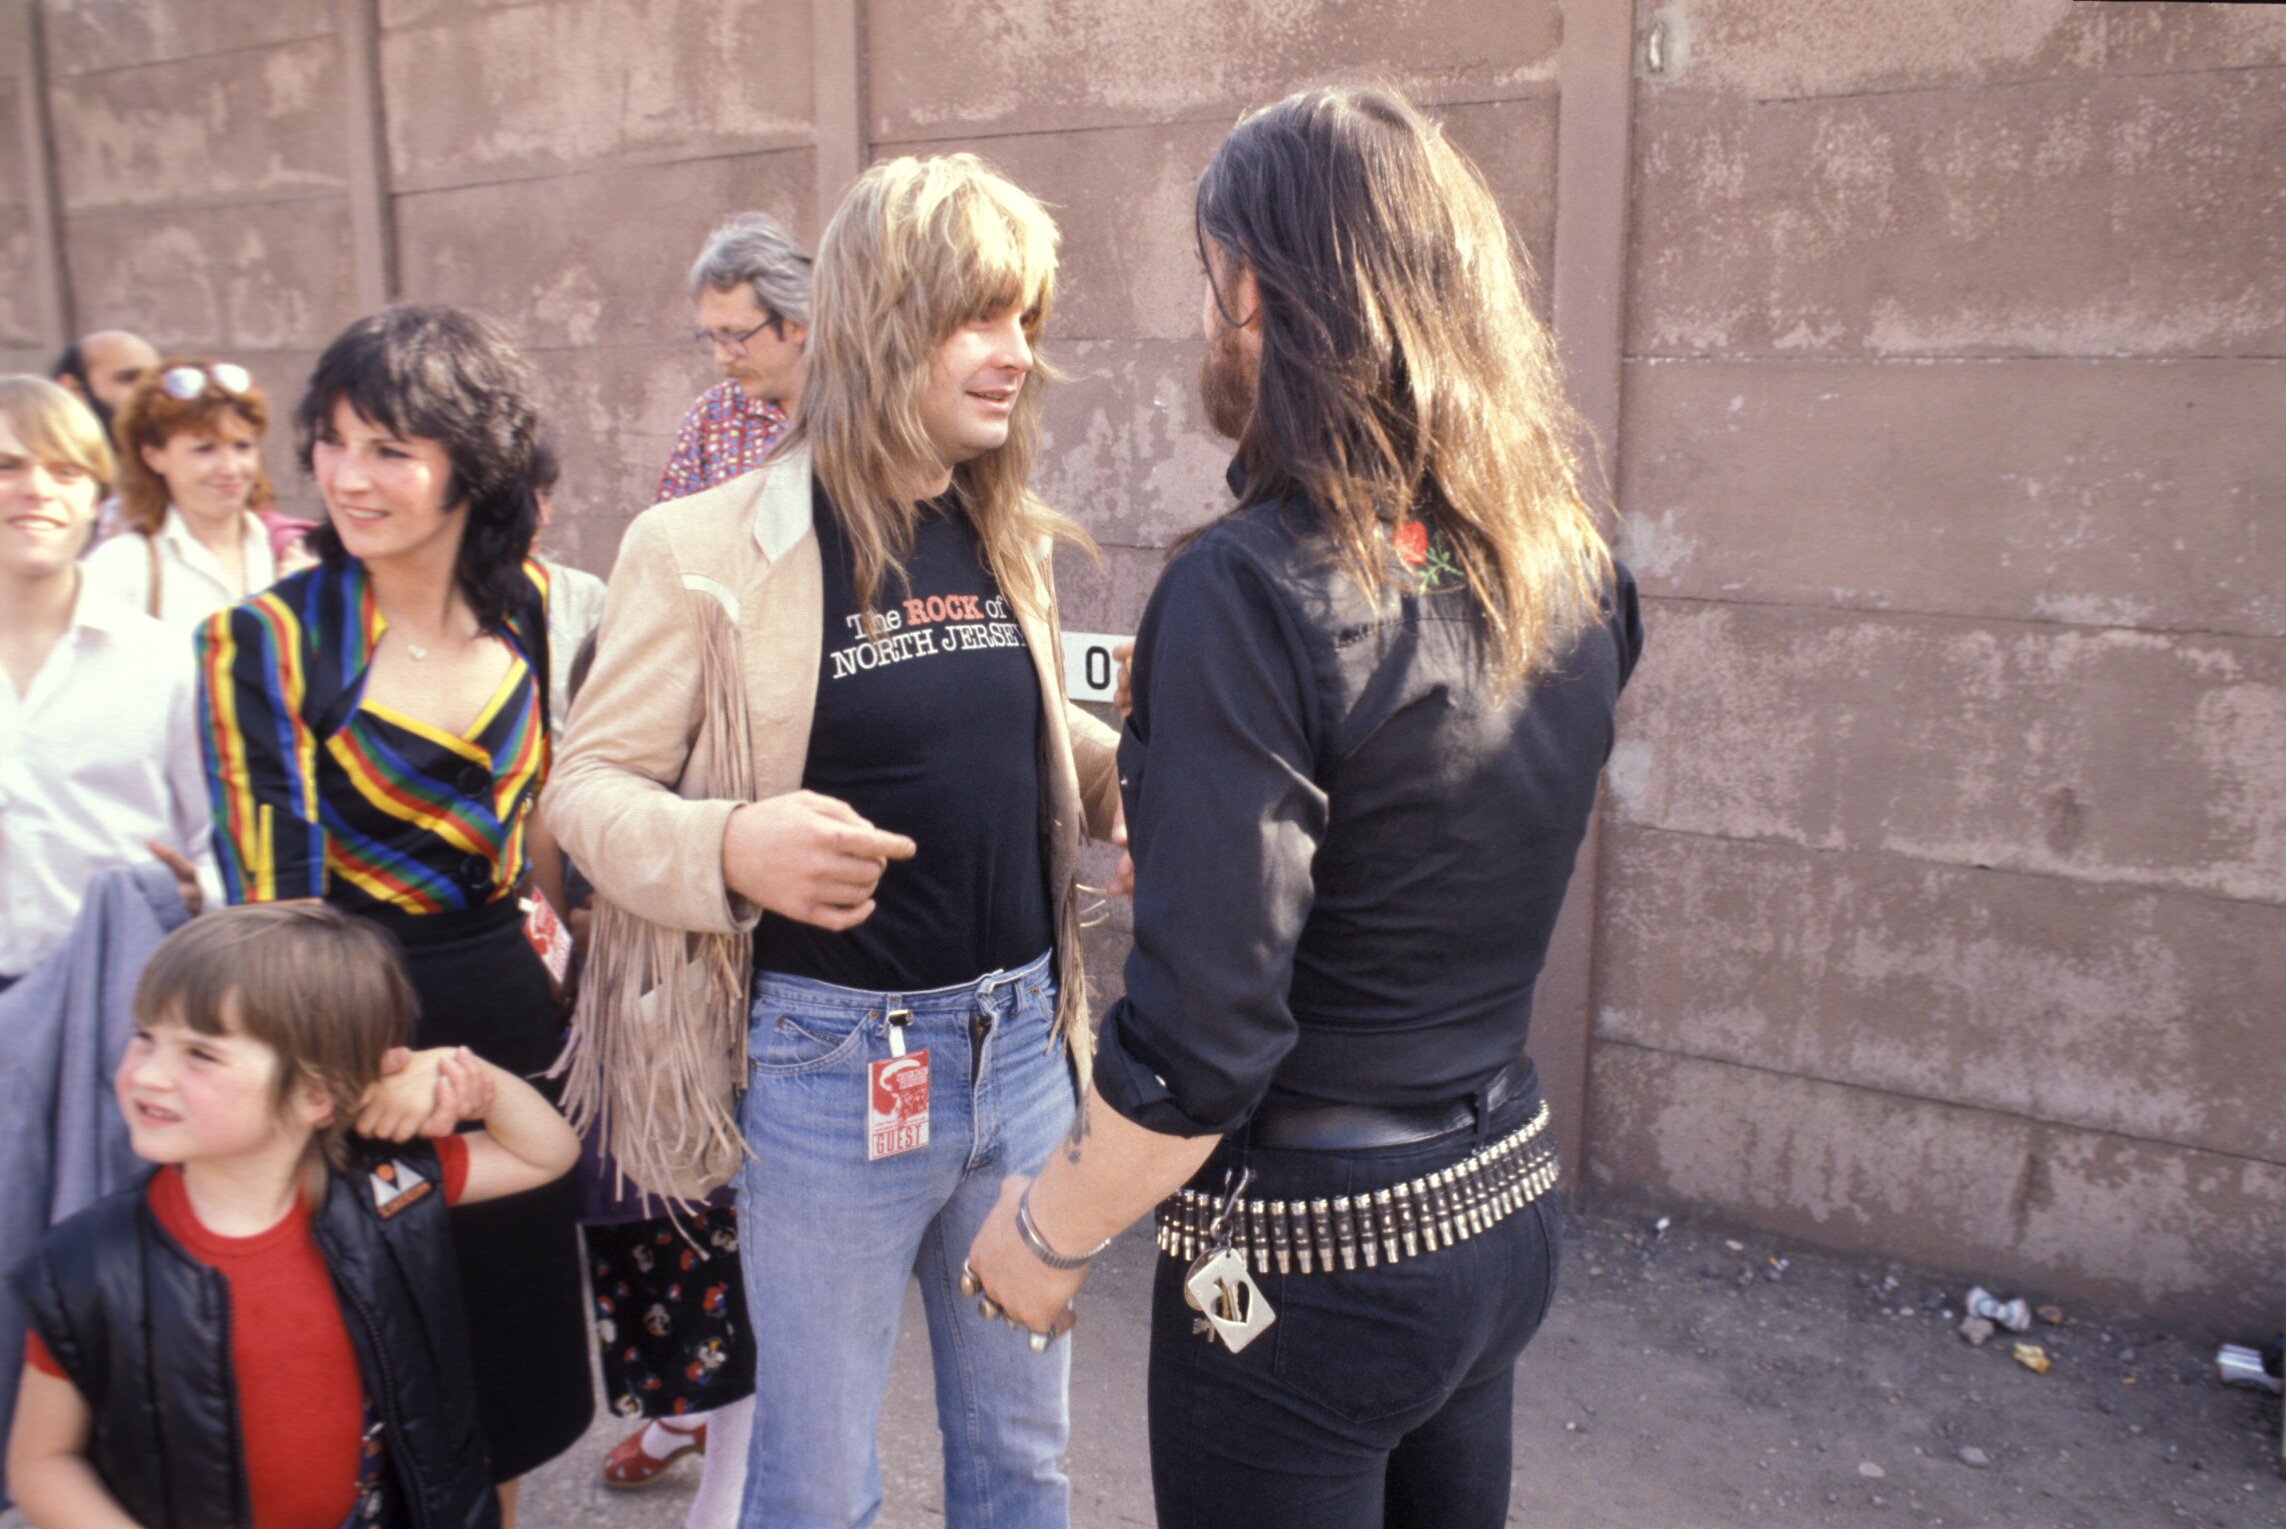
195, 557, 551, 913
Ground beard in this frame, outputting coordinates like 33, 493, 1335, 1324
1198, 321, 1258, 443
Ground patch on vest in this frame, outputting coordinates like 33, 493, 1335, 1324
370, 1158, 433, 1219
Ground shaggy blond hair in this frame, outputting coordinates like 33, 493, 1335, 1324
0, 374, 116, 493
784, 153, 1091, 624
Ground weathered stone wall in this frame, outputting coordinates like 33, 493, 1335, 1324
2, 0, 2275, 1329
380, 0, 820, 572
0, 10, 39, 377
0, 2, 362, 438
1592, 0, 2286, 1330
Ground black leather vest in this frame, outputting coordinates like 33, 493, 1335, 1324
12, 1140, 501, 1529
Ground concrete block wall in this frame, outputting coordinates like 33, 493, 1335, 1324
0, 12, 41, 378
2, 0, 2274, 1329
381, 0, 820, 573
4, 1, 365, 498
1594, 0, 2286, 1329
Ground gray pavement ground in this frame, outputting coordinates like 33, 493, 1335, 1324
6, 1207, 2275, 1526
511, 1206, 2283, 1528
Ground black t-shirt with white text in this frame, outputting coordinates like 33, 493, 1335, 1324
751, 482, 1051, 991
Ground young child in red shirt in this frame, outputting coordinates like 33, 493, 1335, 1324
5, 902, 581, 1529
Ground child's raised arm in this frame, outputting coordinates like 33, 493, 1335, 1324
7, 1362, 143, 1528
354, 1045, 577, 1203
435, 1048, 581, 1205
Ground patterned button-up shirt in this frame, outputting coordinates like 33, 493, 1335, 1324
655, 380, 792, 503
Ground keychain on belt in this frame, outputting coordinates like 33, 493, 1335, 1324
1185, 1166, 1276, 1354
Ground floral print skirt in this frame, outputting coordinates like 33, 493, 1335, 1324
587, 1208, 757, 1417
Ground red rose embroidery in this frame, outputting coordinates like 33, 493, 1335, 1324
1393, 520, 1430, 566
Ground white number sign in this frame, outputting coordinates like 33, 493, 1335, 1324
1061, 630, 1133, 705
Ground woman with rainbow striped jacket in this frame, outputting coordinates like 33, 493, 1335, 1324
193, 305, 590, 1527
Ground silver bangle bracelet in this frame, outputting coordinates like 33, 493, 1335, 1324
1016, 1183, 1115, 1271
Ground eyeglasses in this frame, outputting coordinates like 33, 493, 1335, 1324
691, 315, 782, 357
160, 362, 252, 401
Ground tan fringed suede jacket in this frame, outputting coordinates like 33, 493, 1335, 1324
545, 445, 1122, 1196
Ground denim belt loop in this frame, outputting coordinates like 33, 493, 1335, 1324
977, 963, 1033, 1025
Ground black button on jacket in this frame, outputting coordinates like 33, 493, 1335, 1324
1093, 486, 1643, 1139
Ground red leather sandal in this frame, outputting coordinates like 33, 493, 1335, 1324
600, 1419, 707, 1489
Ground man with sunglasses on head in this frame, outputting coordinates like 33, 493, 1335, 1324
657, 212, 813, 504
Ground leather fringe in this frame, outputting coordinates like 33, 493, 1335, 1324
553, 602, 755, 1210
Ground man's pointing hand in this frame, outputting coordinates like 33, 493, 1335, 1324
722, 790, 918, 931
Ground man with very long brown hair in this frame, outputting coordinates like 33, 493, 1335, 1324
965, 85, 1644, 1528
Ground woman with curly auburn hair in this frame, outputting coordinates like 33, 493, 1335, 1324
82, 358, 282, 633
192, 305, 591, 1524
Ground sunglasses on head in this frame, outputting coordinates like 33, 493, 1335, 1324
160, 363, 252, 402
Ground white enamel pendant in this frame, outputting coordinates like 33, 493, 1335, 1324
1183, 1246, 1276, 1353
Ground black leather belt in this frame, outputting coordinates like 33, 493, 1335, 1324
1247, 1055, 1538, 1152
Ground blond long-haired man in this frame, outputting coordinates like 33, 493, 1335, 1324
547, 156, 1120, 1528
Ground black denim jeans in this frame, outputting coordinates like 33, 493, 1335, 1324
1147, 1089, 1563, 1529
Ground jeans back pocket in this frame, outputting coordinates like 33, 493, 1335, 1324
1265, 1253, 1469, 1427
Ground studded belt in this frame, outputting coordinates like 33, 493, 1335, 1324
1154, 1102, 1559, 1275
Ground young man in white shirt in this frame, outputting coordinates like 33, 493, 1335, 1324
0, 377, 214, 991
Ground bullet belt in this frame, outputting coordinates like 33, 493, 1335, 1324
1155, 1102, 1558, 1275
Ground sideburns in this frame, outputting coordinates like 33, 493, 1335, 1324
1198, 324, 1256, 443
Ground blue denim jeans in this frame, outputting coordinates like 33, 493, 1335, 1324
1147, 1085, 1562, 1529
736, 949, 1075, 1529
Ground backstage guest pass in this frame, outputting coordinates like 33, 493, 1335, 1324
867, 1051, 931, 1160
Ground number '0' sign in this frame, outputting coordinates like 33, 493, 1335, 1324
1061, 631, 1131, 705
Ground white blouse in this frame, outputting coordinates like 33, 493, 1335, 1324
82, 507, 280, 637
0, 580, 218, 977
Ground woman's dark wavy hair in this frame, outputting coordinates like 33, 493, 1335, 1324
1196, 85, 1612, 690
297, 305, 543, 634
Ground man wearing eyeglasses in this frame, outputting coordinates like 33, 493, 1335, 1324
656, 212, 813, 505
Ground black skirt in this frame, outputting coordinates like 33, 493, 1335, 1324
356, 899, 595, 1482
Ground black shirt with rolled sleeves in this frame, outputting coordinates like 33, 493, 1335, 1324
1091, 484, 1644, 1139
751, 483, 1052, 992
